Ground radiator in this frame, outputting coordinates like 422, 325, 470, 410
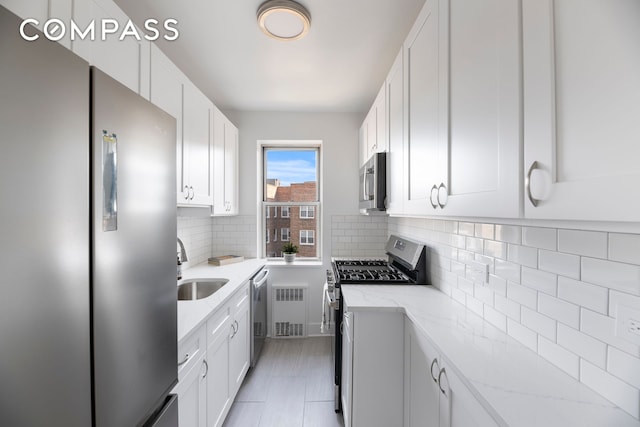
271, 284, 307, 338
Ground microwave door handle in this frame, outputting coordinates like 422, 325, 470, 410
362, 170, 369, 201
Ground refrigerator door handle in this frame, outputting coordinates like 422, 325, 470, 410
102, 131, 118, 231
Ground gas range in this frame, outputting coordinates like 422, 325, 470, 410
329, 235, 428, 413
329, 235, 428, 287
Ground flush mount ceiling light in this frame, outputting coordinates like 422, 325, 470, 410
257, 0, 311, 41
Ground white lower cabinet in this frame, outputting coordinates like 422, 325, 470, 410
175, 282, 251, 427
173, 325, 207, 427
341, 305, 405, 427
404, 320, 498, 427
206, 302, 233, 427
174, 351, 207, 427
228, 283, 250, 396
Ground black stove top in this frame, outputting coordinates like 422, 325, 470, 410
330, 236, 428, 286
333, 259, 412, 284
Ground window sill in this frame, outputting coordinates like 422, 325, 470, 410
265, 259, 324, 267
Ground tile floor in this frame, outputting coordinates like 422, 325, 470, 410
223, 336, 344, 427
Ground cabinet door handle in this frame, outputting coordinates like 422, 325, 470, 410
437, 183, 447, 209
525, 161, 540, 207
430, 185, 438, 209
430, 358, 439, 383
230, 323, 236, 338
234, 320, 239, 332
177, 353, 190, 366
189, 186, 195, 200
202, 359, 209, 379
437, 367, 448, 397
183, 185, 190, 200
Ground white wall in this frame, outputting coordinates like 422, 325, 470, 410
219, 110, 368, 335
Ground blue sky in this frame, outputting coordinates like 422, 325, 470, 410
266, 150, 317, 186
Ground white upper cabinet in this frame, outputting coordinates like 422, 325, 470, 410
359, 84, 387, 167
399, 0, 521, 218
386, 49, 405, 215
435, 0, 521, 218
212, 107, 239, 216
403, 0, 446, 216
523, 0, 640, 221
72, 0, 150, 97
182, 80, 214, 206
151, 45, 213, 207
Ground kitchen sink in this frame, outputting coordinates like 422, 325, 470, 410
177, 279, 229, 301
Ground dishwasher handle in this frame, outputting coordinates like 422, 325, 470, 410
252, 269, 270, 289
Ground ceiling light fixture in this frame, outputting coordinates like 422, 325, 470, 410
257, 0, 311, 41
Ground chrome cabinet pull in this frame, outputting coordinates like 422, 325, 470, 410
437, 367, 448, 396
202, 359, 209, 379
430, 358, 439, 383
525, 161, 540, 207
178, 353, 190, 366
437, 183, 447, 208
189, 186, 195, 200
183, 185, 190, 200
430, 185, 438, 209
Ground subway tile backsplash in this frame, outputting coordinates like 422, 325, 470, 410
388, 216, 640, 419
331, 215, 388, 258
177, 216, 214, 268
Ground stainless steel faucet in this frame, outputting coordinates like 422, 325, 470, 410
177, 238, 188, 262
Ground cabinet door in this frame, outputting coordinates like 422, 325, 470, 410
358, 121, 368, 167
229, 283, 250, 396
405, 321, 440, 427
72, 0, 144, 95
182, 81, 214, 206
212, 107, 239, 215
207, 320, 232, 427
386, 49, 405, 215
403, 0, 446, 216
149, 45, 185, 201
435, 0, 521, 218
523, 0, 640, 221
223, 121, 239, 214
173, 357, 207, 427
374, 84, 387, 154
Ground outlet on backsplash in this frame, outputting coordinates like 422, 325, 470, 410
616, 304, 640, 345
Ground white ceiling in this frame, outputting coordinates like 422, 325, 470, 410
115, 0, 426, 113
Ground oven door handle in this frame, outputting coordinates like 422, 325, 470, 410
325, 288, 338, 310
253, 269, 270, 289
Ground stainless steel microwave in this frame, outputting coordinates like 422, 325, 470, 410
359, 152, 387, 213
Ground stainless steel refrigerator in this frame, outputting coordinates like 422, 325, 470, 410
0, 6, 178, 426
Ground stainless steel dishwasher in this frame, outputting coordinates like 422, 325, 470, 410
250, 267, 269, 367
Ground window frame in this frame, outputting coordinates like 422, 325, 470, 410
259, 142, 322, 261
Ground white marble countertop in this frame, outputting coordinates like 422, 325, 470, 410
177, 259, 266, 343
341, 285, 640, 427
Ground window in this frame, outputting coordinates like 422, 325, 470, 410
300, 230, 315, 245
299, 206, 315, 219
261, 144, 320, 259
